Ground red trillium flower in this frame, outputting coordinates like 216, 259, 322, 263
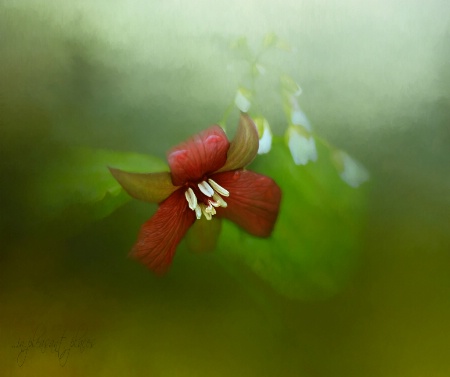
109, 114, 281, 274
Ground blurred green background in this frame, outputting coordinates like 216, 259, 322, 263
1, 0, 449, 376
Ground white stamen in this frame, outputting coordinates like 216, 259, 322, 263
206, 201, 218, 214
189, 179, 230, 221
208, 179, 229, 197
184, 188, 197, 210
209, 199, 220, 208
199, 203, 212, 220
198, 181, 214, 197
194, 205, 202, 219
205, 203, 216, 215
212, 193, 227, 208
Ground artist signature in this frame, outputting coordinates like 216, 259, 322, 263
11, 324, 94, 367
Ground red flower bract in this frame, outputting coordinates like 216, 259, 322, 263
109, 114, 281, 274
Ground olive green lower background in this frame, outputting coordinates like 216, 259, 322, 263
1, 1, 450, 376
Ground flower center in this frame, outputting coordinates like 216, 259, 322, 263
184, 178, 229, 221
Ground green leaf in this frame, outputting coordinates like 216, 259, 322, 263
35, 148, 167, 232
216, 139, 369, 299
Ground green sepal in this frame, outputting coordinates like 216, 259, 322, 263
185, 217, 222, 253
109, 168, 179, 204
218, 113, 259, 172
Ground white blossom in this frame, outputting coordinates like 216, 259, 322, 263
287, 126, 318, 165
338, 152, 370, 188
256, 118, 272, 154
289, 96, 311, 131
234, 89, 251, 113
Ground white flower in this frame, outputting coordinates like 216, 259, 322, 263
287, 126, 318, 165
289, 96, 311, 131
254, 117, 272, 154
336, 151, 370, 188
291, 109, 312, 131
234, 88, 251, 113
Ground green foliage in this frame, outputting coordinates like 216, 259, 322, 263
216, 139, 368, 299
32, 139, 368, 299
35, 148, 167, 233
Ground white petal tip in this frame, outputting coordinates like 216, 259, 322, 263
257, 121, 272, 155
339, 153, 370, 188
288, 129, 318, 166
234, 90, 251, 113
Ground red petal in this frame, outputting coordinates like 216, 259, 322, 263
167, 125, 230, 186
212, 170, 281, 237
130, 188, 195, 274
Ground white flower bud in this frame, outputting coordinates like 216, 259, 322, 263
234, 88, 251, 113
333, 151, 369, 188
254, 117, 272, 155
286, 126, 318, 165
